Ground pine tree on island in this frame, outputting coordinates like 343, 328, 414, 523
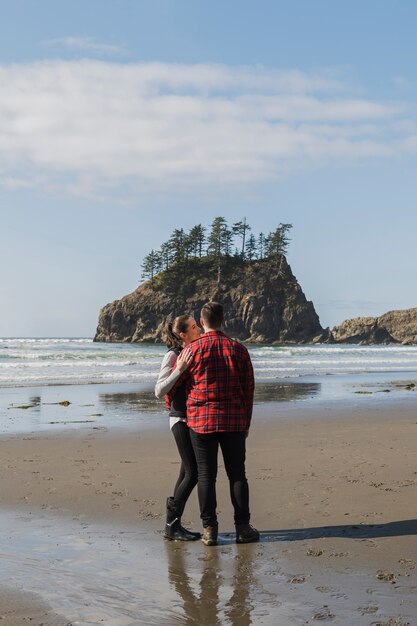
140, 218, 293, 290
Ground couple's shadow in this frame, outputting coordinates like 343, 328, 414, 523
216, 518, 417, 543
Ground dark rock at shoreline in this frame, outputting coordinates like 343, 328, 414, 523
330, 308, 417, 345
94, 257, 324, 344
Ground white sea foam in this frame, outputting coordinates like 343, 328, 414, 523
1, 338, 417, 387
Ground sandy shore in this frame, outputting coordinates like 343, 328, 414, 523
0, 589, 70, 626
1, 400, 417, 624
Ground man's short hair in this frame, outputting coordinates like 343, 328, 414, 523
201, 301, 224, 329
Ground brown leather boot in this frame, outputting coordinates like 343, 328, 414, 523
202, 526, 218, 546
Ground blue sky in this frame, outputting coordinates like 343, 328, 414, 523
1, 0, 417, 336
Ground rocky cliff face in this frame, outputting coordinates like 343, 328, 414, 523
330, 308, 417, 344
94, 257, 324, 344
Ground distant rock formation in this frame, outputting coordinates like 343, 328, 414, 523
330, 308, 417, 344
94, 256, 324, 344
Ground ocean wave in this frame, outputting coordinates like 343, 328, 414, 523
0, 361, 160, 371
0, 338, 92, 344
0, 370, 163, 385
0, 352, 149, 361
250, 345, 417, 355
251, 358, 417, 366
1, 338, 417, 388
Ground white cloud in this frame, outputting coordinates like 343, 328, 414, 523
43, 37, 126, 57
0, 60, 414, 200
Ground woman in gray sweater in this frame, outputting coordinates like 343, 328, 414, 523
155, 315, 201, 540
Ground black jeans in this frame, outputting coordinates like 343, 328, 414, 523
171, 421, 198, 512
189, 430, 250, 527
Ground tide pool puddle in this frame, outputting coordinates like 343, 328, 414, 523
0, 510, 415, 625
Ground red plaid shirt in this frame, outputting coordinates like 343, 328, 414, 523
171, 330, 254, 434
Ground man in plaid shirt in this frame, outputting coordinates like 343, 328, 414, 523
172, 301, 259, 546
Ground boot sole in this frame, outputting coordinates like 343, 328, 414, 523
164, 534, 200, 541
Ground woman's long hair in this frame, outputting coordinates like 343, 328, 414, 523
165, 315, 191, 349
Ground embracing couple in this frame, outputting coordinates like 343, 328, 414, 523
155, 301, 259, 546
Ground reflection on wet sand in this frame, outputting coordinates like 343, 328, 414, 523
254, 381, 320, 403
166, 543, 256, 626
224, 553, 255, 626
97, 382, 321, 420
99, 388, 161, 412
167, 546, 222, 626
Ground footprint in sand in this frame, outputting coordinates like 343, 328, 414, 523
376, 570, 396, 583
358, 605, 378, 615
312, 606, 335, 621
307, 548, 324, 557
288, 575, 306, 584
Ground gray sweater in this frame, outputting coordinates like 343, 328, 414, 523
154, 351, 185, 429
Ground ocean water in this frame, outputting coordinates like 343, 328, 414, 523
1, 337, 417, 388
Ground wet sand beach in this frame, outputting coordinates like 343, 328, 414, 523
0, 589, 70, 626
0, 384, 417, 624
